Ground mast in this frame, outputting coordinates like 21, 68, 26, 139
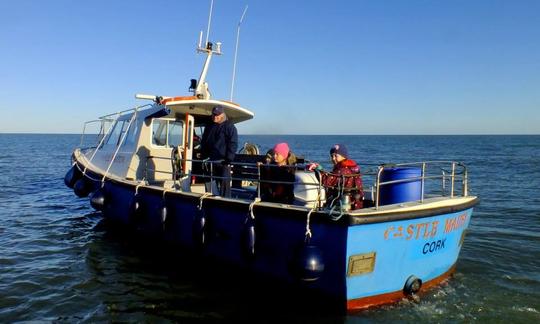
193, 0, 222, 100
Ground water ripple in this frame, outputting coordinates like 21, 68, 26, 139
1, 134, 539, 322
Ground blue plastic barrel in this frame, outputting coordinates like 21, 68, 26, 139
379, 167, 422, 205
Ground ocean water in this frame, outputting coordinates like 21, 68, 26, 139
0, 134, 539, 322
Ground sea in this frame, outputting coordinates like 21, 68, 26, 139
0, 134, 539, 322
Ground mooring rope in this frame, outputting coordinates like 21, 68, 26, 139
198, 192, 212, 210
248, 197, 261, 219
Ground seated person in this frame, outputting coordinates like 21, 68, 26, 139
260, 143, 296, 204
310, 144, 363, 210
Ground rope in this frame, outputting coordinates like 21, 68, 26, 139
248, 197, 261, 219
134, 183, 143, 196
162, 188, 172, 199
305, 209, 314, 242
325, 174, 346, 221
328, 203, 345, 221
198, 192, 212, 210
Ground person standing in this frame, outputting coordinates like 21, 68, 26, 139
200, 106, 238, 197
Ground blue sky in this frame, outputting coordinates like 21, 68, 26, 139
0, 0, 539, 134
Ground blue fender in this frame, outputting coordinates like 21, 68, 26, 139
192, 208, 206, 250
242, 216, 256, 259
64, 165, 82, 189
157, 201, 168, 231
89, 187, 107, 211
128, 194, 143, 227
293, 243, 325, 282
73, 178, 91, 198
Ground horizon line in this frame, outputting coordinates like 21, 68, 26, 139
1, 132, 539, 136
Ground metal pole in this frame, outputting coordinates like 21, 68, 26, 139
442, 170, 446, 196
376, 166, 383, 210
463, 166, 468, 197
421, 162, 426, 203
102, 109, 138, 183
205, 0, 214, 47
230, 5, 248, 101
450, 162, 456, 198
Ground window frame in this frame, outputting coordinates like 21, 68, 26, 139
150, 118, 185, 149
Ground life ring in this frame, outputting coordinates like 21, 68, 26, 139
160, 96, 197, 105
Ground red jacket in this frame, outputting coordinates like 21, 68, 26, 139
322, 159, 363, 209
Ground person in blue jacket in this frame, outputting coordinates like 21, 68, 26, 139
200, 106, 238, 197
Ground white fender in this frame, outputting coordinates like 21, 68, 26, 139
294, 171, 326, 208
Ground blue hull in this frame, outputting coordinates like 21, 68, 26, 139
75, 164, 477, 312
345, 208, 472, 309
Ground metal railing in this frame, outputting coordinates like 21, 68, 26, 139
79, 104, 153, 149
145, 157, 310, 184
78, 104, 154, 178
373, 161, 468, 209
128, 155, 469, 211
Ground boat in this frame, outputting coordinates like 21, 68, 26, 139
64, 18, 479, 313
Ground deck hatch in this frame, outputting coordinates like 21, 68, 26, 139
347, 252, 376, 277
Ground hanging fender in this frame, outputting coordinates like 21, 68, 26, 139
90, 187, 107, 211
73, 177, 91, 198
242, 216, 256, 259
157, 200, 168, 232
128, 193, 143, 226
292, 242, 325, 282
242, 199, 259, 259
64, 165, 82, 189
192, 207, 206, 250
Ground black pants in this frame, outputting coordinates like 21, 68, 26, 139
204, 164, 231, 197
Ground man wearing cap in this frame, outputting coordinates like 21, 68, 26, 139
200, 106, 238, 197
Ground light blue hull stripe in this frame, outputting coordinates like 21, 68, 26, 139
346, 208, 473, 300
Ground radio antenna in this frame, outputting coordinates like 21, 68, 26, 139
230, 5, 248, 101
205, 0, 214, 47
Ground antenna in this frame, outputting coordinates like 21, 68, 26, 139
193, 0, 222, 99
205, 0, 214, 47
230, 5, 248, 101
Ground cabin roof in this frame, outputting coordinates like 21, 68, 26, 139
164, 98, 254, 124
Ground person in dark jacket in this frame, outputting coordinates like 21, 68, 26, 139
260, 142, 296, 204
200, 106, 238, 197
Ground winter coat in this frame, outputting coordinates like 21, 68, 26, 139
200, 120, 238, 163
322, 159, 363, 209
260, 159, 296, 204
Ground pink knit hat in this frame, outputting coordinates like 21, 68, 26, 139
273, 142, 290, 158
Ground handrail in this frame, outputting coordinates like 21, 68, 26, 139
142, 157, 468, 196
79, 104, 153, 149
80, 118, 116, 149
93, 151, 469, 210
83, 113, 120, 176
97, 104, 154, 120
374, 161, 468, 209
101, 108, 139, 184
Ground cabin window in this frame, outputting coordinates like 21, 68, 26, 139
168, 121, 183, 147
123, 120, 140, 147
151, 118, 184, 148
103, 120, 125, 147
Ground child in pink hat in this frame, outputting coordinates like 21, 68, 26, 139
272, 142, 290, 166
260, 142, 296, 204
